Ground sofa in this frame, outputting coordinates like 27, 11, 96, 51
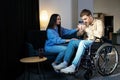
24, 30, 79, 63
24, 30, 54, 62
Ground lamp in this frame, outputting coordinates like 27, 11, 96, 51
40, 10, 48, 30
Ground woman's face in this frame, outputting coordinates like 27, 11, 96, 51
56, 16, 61, 25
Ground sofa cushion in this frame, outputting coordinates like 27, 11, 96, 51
25, 30, 47, 49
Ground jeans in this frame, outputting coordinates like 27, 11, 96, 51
45, 44, 68, 64
64, 40, 93, 67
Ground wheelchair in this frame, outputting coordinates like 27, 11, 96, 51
75, 37, 119, 79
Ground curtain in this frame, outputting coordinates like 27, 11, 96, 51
0, 0, 40, 79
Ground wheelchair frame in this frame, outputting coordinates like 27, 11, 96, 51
77, 37, 119, 79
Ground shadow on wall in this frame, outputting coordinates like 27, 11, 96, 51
112, 28, 120, 45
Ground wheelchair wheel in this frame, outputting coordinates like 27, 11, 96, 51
95, 43, 119, 76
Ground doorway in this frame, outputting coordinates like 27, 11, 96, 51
104, 16, 113, 40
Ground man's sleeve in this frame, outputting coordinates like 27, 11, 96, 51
94, 20, 104, 38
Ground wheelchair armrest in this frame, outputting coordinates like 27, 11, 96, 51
94, 36, 112, 44
94, 36, 103, 41
88, 37, 104, 55
88, 36, 112, 55
101, 37, 112, 44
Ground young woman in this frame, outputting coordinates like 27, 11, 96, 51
44, 14, 79, 72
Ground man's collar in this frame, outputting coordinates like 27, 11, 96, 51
90, 18, 95, 26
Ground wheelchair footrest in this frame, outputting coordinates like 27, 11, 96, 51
81, 55, 94, 69
84, 69, 93, 80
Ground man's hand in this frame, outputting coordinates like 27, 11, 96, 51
77, 24, 86, 31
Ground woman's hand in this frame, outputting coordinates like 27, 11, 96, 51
71, 38, 78, 40
77, 24, 86, 32
76, 24, 86, 37
65, 38, 78, 43
65, 39, 70, 43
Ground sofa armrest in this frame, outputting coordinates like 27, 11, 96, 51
25, 30, 47, 49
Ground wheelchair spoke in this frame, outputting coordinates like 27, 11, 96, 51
98, 53, 109, 72
99, 55, 106, 68
96, 43, 119, 76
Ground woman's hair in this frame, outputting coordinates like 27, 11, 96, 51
47, 14, 61, 37
80, 9, 92, 17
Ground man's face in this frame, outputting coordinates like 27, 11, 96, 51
81, 15, 92, 26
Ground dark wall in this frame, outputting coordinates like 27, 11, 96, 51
0, 0, 40, 79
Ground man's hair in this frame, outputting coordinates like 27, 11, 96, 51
80, 9, 92, 17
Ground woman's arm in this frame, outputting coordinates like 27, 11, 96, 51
61, 27, 77, 36
47, 29, 68, 45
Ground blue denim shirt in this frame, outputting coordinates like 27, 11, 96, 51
45, 27, 77, 47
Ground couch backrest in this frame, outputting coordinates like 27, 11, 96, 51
25, 30, 47, 50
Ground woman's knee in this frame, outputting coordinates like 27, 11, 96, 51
69, 40, 80, 47
59, 46, 67, 52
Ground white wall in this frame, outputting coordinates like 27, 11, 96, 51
94, 0, 120, 33
78, 0, 94, 21
39, 0, 78, 29
39, 0, 94, 29
39, 0, 120, 33
71, 0, 78, 28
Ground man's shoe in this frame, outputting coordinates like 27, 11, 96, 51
54, 61, 67, 70
60, 64, 75, 74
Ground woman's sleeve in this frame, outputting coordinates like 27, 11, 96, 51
61, 27, 77, 36
47, 29, 66, 45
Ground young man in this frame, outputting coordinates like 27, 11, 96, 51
53, 9, 104, 74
